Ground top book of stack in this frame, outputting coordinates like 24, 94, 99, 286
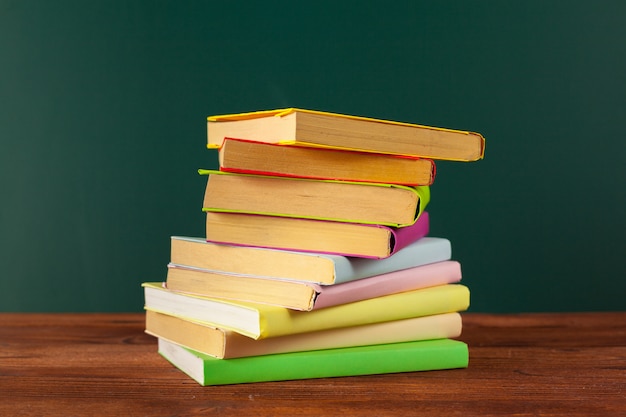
207, 108, 485, 162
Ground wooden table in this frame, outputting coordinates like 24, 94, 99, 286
1, 312, 624, 416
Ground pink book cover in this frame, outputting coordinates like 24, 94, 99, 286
311, 260, 462, 309
205, 211, 430, 259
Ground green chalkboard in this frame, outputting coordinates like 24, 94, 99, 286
1, 1, 625, 312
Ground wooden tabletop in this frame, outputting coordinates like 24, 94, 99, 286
1, 312, 624, 416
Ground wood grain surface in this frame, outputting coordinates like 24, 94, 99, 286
1, 312, 624, 416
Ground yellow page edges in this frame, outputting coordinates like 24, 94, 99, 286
198, 169, 430, 227
206, 108, 485, 159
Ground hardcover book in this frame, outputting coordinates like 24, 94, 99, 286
158, 337, 469, 385
142, 282, 470, 339
218, 138, 436, 186
169, 235, 452, 285
200, 169, 429, 227
199, 170, 430, 227
146, 311, 462, 359
166, 260, 462, 311
204, 210, 430, 259
207, 108, 485, 161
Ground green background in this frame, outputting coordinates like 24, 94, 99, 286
1, 1, 624, 312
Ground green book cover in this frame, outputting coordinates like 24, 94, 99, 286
158, 338, 469, 386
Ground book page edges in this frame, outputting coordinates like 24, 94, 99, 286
268, 140, 484, 161
158, 338, 207, 385
208, 108, 482, 138
204, 239, 391, 260
206, 216, 425, 259
209, 140, 485, 161
198, 168, 427, 192
221, 137, 434, 161
202, 208, 419, 228
207, 108, 485, 159
143, 282, 283, 339
200, 169, 429, 227
170, 236, 341, 284
220, 166, 434, 186
207, 108, 296, 122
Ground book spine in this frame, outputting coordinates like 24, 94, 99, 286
389, 211, 430, 254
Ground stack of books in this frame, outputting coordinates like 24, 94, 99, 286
142, 108, 485, 386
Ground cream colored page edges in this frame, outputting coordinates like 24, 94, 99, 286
208, 107, 474, 133
218, 138, 434, 185
143, 282, 274, 339
170, 236, 337, 283
205, 212, 392, 257
204, 172, 420, 226
207, 111, 296, 147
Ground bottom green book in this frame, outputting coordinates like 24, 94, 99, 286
157, 337, 469, 386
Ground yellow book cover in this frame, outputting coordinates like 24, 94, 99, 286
142, 282, 470, 339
